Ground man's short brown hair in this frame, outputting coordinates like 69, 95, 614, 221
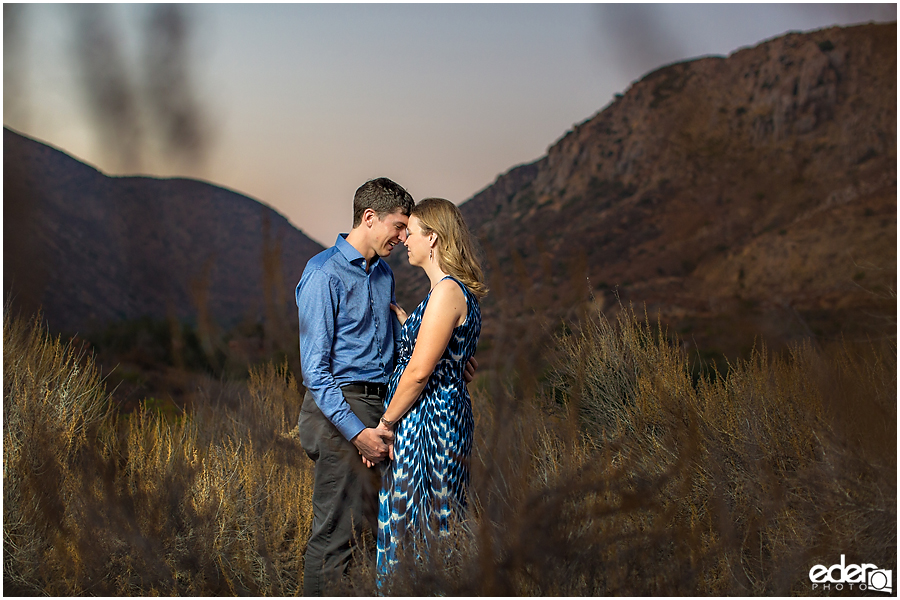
352, 178, 414, 227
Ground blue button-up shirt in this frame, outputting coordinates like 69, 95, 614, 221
296, 234, 396, 441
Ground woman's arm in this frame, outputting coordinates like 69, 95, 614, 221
380, 279, 466, 426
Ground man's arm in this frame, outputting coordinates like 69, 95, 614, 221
297, 269, 390, 463
297, 269, 366, 440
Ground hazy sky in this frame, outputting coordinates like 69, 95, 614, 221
4, 3, 895, 246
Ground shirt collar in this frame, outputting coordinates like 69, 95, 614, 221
335, 233, 379, 270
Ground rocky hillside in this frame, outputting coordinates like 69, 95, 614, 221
4, 128, 324, 344
390, 23, 896, 374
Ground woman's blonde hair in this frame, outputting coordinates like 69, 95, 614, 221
412, 198, 488, 299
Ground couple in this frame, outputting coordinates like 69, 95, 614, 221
295, 177, 486, 595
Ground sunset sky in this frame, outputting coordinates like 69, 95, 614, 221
4, 3, 895, 246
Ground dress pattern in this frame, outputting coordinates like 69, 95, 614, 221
376, 276, 481, 576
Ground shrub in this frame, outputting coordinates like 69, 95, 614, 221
3, 310, 312, 595
4, 304, 895, 595
4, 311, 109, 594
355, 305, 896, 595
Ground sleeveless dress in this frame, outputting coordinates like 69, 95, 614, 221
376, 276, 481, 576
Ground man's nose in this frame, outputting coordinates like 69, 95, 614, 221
399, 228, 408, 242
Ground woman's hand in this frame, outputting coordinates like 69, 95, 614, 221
390, 303, 408, 326
375, 420, 395, 461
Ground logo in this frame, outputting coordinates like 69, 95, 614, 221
809, 555, 892, 593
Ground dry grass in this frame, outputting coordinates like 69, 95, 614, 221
348, 305, 896, 596
4, 311, 312, 595
4, 303, 895, 595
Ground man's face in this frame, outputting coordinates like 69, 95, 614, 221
370, 209, 409, 258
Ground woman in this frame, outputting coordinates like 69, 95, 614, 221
371, 197, 487, 577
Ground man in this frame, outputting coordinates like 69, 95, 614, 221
295, 177, 414, 595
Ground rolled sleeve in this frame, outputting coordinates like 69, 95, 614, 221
297, 269, 366, 441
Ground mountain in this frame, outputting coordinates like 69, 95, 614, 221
4, 128, 324, 346
389, 23, 896, 374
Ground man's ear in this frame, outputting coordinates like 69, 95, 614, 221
362, 208, 376, 228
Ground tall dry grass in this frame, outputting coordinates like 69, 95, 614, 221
4, 303, 895, 595
354, 305, 896, 596
4, 310, 312, 595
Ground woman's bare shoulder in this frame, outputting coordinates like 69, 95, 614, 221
423, 278, 467, 327
430, 277, 466, 303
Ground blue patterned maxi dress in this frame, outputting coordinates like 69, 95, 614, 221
376, 276, 481, 576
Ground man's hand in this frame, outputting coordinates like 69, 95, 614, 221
352, 427, 392, 465
463, 356, 478, 384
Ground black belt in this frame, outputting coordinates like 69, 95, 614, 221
341, 382, 387, 398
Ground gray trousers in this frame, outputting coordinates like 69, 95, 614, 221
298, 388, 383, 596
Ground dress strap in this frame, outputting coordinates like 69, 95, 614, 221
435, 276, 472, 328
440, 275, 470, 298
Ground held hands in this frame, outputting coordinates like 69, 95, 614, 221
353, 426, 394, 468
376, 420, 395, 461
360, 420, 396, 467
390, 303, 408, 326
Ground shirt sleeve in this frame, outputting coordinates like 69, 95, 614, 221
296, 268, 366, 441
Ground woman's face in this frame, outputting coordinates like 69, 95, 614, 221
404, 215, 432, 267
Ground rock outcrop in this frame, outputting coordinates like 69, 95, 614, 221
390, 23, 896, 372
